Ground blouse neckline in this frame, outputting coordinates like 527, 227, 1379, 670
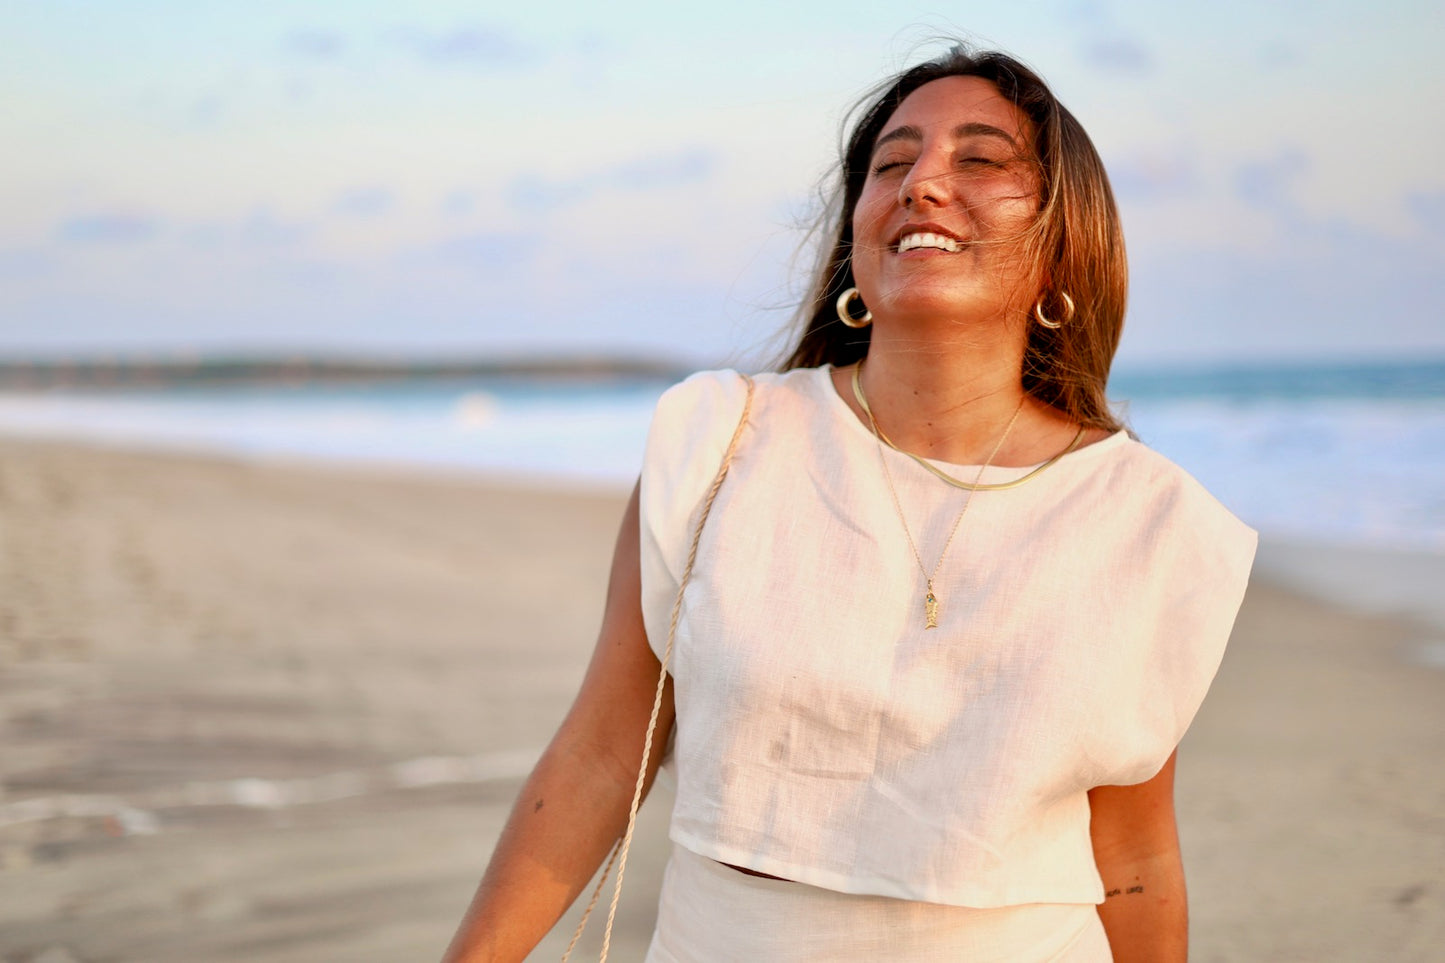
812, 365, 1130, 484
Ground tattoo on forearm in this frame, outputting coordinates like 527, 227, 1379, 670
533, 798, 544, 813
1104, 885, 1145, 898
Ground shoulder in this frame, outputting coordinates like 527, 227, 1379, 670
652, 366, 821, 434
1102, 434, 1242, 518
657, 366, 819, 405
642, 368, 775, 488
658, 367, 750, 405
1093, 434, 1258, 577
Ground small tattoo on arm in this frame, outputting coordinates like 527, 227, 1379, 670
533, 798, 544, 813
1104, 885, 1145, 899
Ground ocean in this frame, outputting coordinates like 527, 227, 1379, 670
1, 360, 1442, 557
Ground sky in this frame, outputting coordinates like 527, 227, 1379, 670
1, 0, 1443, 369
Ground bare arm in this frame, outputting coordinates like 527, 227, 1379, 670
441, 484, 673, 963
1088, 751, 1188, 962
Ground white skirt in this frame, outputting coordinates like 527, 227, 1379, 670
645, 844, 1112, 962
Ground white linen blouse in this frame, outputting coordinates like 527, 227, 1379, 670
638, 366, 1256, 908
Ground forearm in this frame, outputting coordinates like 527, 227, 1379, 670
440, 733, 640, 963
1094, 844, 1188, 961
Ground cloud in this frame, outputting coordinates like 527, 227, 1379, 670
441, 190, 476, 217
609, 151, 717, 190
1233, 149, 1310, 215
1064, 0, 1111, 24
1082, 37, 1154, 74
1065, 0, 1153, 74
332, 187, 395, 218
57, 214, 161, 244
284, 77, 313, 103
1406, 190, 1445, 237
1257, 40, 1298, 70
1123, 229, 1445, 363
188, 93, 224, 127
388, 24, 537, 69
176, 209, 311, 251
239, 208, 310, 247
268, 259, 343, 288
414, 231, 540, 272
508, 148, 719, 210
0, 249, 53, 279
1107, 152, 1200, 201
285, 29, 345, 59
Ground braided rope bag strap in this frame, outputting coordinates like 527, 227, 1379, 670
561, 373, 756, 963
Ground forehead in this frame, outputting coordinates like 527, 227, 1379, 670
876, 75, 1032, 148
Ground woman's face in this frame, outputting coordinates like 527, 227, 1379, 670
850, 75, 1042, 329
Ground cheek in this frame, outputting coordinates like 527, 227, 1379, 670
983, 177, 1043, 229
850, 197, 887, 250
850, 188, 894, 250
966, 194, 1040, 258
849, 236, 880, 294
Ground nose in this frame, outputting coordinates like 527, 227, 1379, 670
899, 151, 955, 208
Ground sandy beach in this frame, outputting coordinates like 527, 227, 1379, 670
0, 438, 1441, 962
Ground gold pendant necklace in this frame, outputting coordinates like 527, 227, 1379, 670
855, 360, 1023, 629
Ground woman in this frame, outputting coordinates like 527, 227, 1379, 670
443, 45, 1255, 962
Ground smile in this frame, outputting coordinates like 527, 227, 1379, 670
896, 232, 962, 253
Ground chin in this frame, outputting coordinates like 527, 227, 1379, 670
877, 288, 1014, 327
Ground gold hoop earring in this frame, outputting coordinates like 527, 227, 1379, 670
1033, 291, 1074, 329
836, 287, 872, 329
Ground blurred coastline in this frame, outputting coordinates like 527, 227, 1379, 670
0, 355, 694, 392
2, 353, 1442, 553
1, 358, 1443, 961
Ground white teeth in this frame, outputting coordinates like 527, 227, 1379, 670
897, 232, 961, 253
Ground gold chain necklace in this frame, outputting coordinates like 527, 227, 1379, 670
852, 365, 1086, 492
856, 359, 1022, 629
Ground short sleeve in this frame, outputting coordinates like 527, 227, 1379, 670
638, 369, 752, 661
1081, 457, 1258, 787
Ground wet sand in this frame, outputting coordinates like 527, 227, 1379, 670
0, 439, 1440, 962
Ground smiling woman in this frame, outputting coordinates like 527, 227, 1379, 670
442, 43, 1255, 963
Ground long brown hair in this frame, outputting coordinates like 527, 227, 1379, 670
782, 45, 1127, 432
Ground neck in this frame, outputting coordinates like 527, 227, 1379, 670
856, 319, 1032, 462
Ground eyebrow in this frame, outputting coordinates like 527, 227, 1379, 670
871, 122, 1021, 156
